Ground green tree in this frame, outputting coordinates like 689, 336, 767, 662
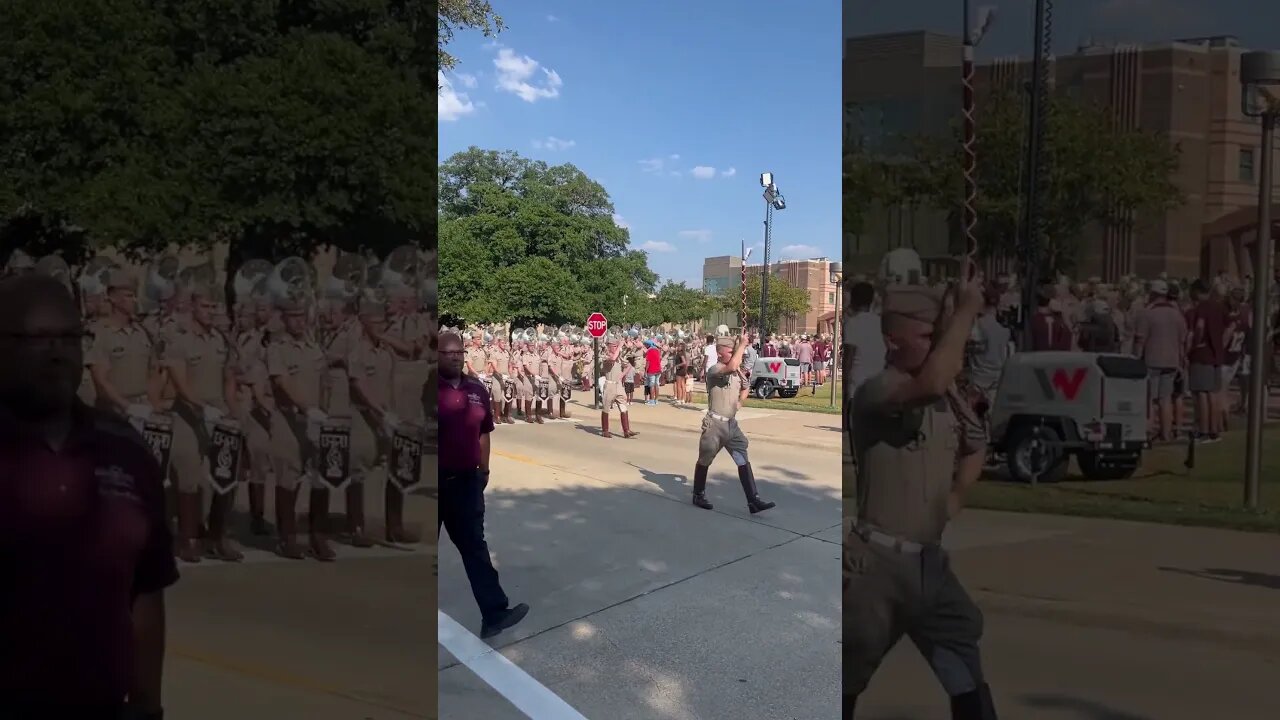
439, 0, 504, 72
0, 0, 436, 269
652, 281, 716, 324
719, 273, 811, 332
913, 90, 1184, 275
438, 148, 658, 326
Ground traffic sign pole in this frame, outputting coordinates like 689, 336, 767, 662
586, 312, 608, 410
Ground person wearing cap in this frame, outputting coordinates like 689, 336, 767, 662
642, 338, 662, 406
795, 334, 814, 388
844, 269, 996, 720
315, 291, 368, 546
266, 295, 331, 560
231, 287, 277, 534
600, 338, 638, 438
158, 281, 243, 562
535, 335, 557, 418
512, 338, 538, 423
464, 332, 487, 382
1185, 280, 1227, 443
487, 335, 515, 424
688, 332, 774, 513
1134, 279, 1188, 442
552, 336, 574, 419
1077, 298, 1120, 354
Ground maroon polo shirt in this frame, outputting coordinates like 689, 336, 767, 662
438, 374, 495, 472
0, 403, 179, 705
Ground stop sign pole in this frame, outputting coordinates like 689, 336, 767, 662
586, 312, 608, 410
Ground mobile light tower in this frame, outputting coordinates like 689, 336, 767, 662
759, 172, 786, 338
1239, 51, 1280, 510
1020, 0, 1053, 349
829, 261, 842, 408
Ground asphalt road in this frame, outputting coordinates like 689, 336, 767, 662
162, 472, 437, 720
437, 403, 844, 720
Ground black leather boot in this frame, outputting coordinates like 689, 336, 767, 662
950, 683, 997, 720
738, 463, 775, 513
691, 464, 713, 509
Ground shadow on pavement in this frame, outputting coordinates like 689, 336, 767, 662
1158, 566, 1280, 590
439, 479, 841, 719
806, 424, 842, 432
1020, 693, 1155, 720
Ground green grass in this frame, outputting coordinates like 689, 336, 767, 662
691, 380, 842, 414
966, 428, 1280, 532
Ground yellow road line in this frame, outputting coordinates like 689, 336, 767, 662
493, 449, 543, 466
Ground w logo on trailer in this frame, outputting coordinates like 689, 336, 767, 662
1033, 367, 1088, 401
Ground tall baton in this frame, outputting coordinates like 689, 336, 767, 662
741, 239, 748, 331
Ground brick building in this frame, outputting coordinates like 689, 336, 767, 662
702, 255, 838, 335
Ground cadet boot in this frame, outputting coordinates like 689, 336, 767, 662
502, 403, 514, 424
385, 483, 421, 544
165, 485, 178, 545
248, 483, 269, 535
308, 488, 337, 562
600, 412, 612, 438
691, 464, 713, 510
274, 486, 306, 560
345, 483, 374, 547
524, 401, 537, 422
619, 412, 638, 438
559, 399, 571, 419
175, 492, 203, 564
534, 402, 545, 424
949, 684, 998, 720
205, 492, 243, 562
738, 464, 776, 513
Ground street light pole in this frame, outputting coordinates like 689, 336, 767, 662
759, 172, 785, 339
1020, 0, 1050, 350
1240, 50, 1280, 510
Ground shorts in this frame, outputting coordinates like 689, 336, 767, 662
624, 382, 635, 394
1148, 367, 1177, 401
800, 362, 812, 373
814, 361, 826, 371
1187, 363, 1221, 393
1221, 362, 1240, 388
646, 373, 660, 389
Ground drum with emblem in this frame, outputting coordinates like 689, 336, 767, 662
389, 421, 424, 491
315, 416, 353, 490
208, 418, 246, 495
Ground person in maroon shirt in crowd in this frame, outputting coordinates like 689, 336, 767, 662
437, 331, 529, 639
1222, 288, 1250, 417
0, 275, 177, 719
1185, 280, 1228, 442
1030, 287, 1072, 351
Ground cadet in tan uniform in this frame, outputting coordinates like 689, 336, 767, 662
535, 339, 556, 420
843, 275, 995, 720
86, 270, 165, 419
233, 294, 276, 534
349, 297, 418, 543
318, 293, 372, 546
383, 286, 428, 427
267, 298, 331, 560
554, 337, 574, 418
512, 340, 535, 422
488, 337, 514, 423
76, 275, 112, 407
599, 339, 637, 438
690, 335, 775, 513
465, 334, 487, 381
162, 284, 242, 562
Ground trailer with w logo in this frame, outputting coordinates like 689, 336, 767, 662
748, 356, 802, 399
987, 351, 1150, 483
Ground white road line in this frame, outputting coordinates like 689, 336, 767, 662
438, 611, 589, 720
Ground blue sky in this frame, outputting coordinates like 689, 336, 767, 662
439, 0, 841, 288
845, 0, 1280, 59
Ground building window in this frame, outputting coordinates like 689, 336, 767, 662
1240, 148, 1255, 183
828, 292, 835, 304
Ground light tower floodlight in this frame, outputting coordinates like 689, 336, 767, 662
759, 172, 773, 188
973, 5, 996, 44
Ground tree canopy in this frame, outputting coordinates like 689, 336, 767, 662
439, 147, 685, 327
845, 91, 1184, 276
0, 0, 436, 265
438, 0, 504, 72
717, 273, 812, 333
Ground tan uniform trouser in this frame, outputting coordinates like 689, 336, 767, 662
392, 360, 429, 425
269, 410, 308, 491
349, 410, 381, 483
170, 408, 208, 492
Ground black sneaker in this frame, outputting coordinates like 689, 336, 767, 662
480, 603, 530, 639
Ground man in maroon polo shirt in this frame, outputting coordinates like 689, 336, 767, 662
0, 274, 178, 718
437, 331, 529, 639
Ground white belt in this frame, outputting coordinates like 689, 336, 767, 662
854, 523, 924, 554
707, 411, 734, 423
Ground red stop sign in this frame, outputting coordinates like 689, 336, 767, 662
586, 312, 608, 338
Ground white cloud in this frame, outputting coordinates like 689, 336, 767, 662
780, 244, 823, 257
669, 170, 681, 177
612, 213, 629, 229
642, 241, 675, 253
546, 14, 559, 22
639, 157, 666, 173
438, 71, 475, 122
690, 166, 717, 179
493, 48, 562, 102
669, 154, 680, 160
532, 136, 576, 151
455, 72, 478, 88
678, 230, 712, 243
721, 167, 737, 178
